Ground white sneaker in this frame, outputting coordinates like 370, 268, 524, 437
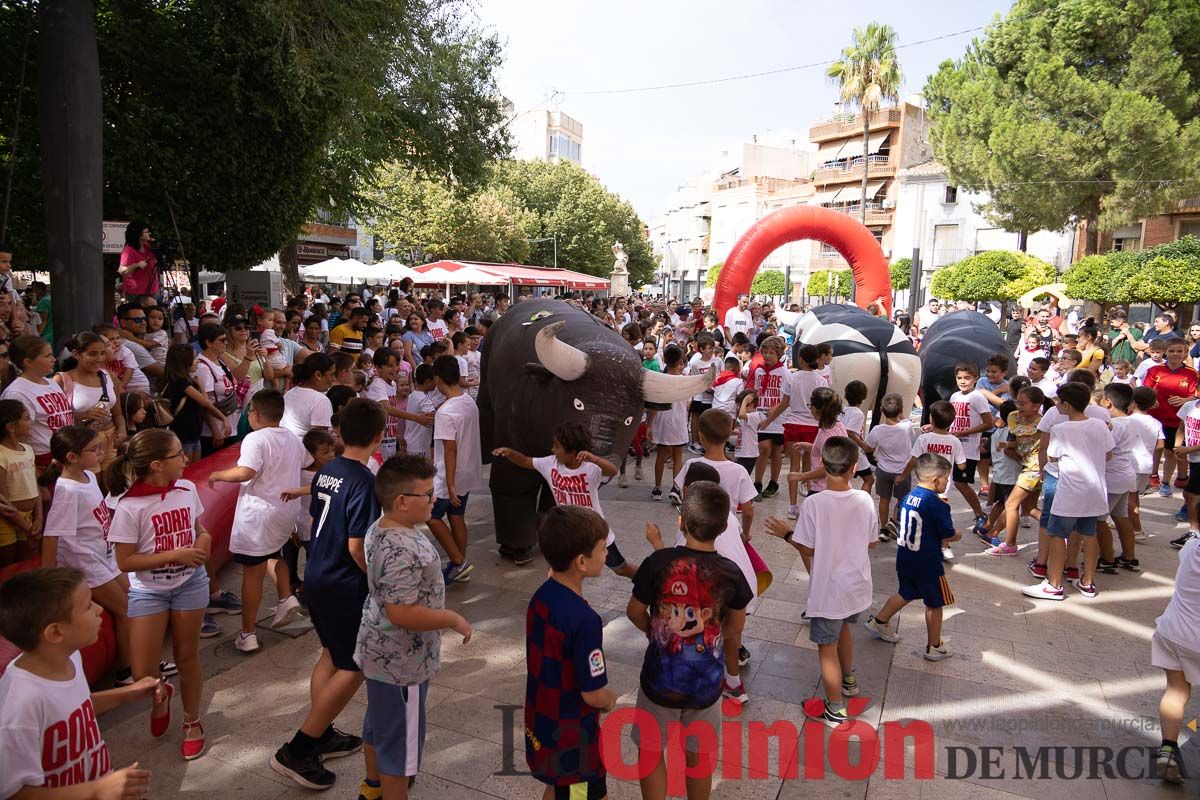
1020, 515, 1033, 529
618, 473, 629, 488
1134, 530, 1149, 541
787, 504, 800, 520
941, 546, 955, 561
635, 466, 644, 481
271, 595, 302, 628
864, 615, 899, 643
1021, 580, 1064, 601
924, 641, 953, 661
235, 632, 260, 653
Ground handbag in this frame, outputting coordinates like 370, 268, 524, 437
201, 359, 240, 416
146, 392, 179, 428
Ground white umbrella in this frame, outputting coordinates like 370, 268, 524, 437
372, 260, 422, 283
299, 258, 348, 282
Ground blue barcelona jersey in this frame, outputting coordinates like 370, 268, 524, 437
304, 456, 380, 604
895, 486, 956, 580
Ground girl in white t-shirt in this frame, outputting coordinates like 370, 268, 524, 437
40, 425, 137, 682
107, 428, 211, 761
650, 345, 689, 502
0, 334, 74, 468
280, 353, 335, 440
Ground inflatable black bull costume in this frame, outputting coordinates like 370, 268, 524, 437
479, 299, 712, 559
918, 310, 1011, 423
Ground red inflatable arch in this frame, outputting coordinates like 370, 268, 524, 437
712, 205, 892, 321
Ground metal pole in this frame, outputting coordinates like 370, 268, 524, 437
553, 236, 557, 268
908, 247, 921, 324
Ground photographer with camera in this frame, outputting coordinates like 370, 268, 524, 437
118, 220, 160, 300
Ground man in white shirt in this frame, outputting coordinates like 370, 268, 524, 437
117, 303, 164, 390
723, 295, 753, 341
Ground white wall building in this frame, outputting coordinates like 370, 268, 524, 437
507, 105, 584, 165
653, 141, 817, 301
893, 159, 1075, 297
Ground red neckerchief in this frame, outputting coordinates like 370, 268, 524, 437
125, 480, 188, 500
713, 370, 740, 388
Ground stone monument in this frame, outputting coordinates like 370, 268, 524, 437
610, 241, 630, 297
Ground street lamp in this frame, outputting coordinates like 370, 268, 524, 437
525, 236, 557, 268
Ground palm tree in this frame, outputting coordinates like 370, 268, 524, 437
826, 23, 902, 228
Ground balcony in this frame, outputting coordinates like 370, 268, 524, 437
809, 108, 902, 143
821, 201, 894, 226
813, 154, 896, 185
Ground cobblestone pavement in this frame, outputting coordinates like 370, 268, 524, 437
98, 460, 1198, 798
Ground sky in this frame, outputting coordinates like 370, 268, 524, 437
471, 0, 1015, 221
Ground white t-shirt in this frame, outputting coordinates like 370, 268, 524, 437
723, 307, 752, 337
949, 389, 992, 461
433, 393, 483, 498
404, 390, 440, 456
365, 377, 401, 459
1105, 417, 1138, 495
108, 480, 205, 592
44, 470, 118, 588
195, 354, 239, 436
793, 488, 876, 619
231, 427, 306, 555
1157, 537, 1200, 654
117, 345, 150, 395
426, 318, 449, 342
751, 362, 788, 435
1037, 405, 1110, 478
649, 398, 689, 446
674, 511, 757, 601
866, 420, 916, 474
1179, 400, 1200, 464
711, 376, 744, 415
123, 338, 157, 390
734, 412, 764, 458
1047, 418, 1114, 517
0, 652, 112, 798
465, 350, 482, 400
1031, 377, 1058, 399
281, 385, 333, 439
840, 406, 870, 471
532, 456, 615, 546
0, 376, 74, 455
782, 370, 824, 427
1126, 413, 1165, 475
1135, 357, 1163, 383
911, 431, 966, 468
686, 353, 717, 402
672, 456, 758, 508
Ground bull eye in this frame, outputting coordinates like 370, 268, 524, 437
573, 398, 585, 411
624, 415, 633, 426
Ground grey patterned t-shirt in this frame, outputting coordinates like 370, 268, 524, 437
354, 522, 445, 685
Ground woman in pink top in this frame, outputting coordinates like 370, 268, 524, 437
118, 220, 159, 298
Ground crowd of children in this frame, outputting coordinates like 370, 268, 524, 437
1, 287, 1199, 799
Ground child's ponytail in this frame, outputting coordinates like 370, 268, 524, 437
104, 428, 176, 495
42, 425, 99, 485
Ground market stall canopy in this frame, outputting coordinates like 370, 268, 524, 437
415, 260, 610, 290
414, 264, 507, 285
371, 260, 422, 283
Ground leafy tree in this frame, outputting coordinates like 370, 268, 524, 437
705, 263, 724, 288
751, 270, 787, 297
827, 22, 902, 228
1062, 253, 1136, 302
1116, 256, 1200, 304
924, 0, 1200, 253
807, 269, 852, 299
489, 160, 655, 285
0, 0, 509, 282
890, 257, 912, 291
930, 250, 1055, 301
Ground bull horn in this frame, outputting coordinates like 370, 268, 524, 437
642, 365, 716, 404
534, 321, 588, 381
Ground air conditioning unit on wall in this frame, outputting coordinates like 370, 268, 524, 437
882, 198, 896, 209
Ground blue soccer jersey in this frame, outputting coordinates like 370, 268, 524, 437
304, 456, 381, 604
895, 486, 956, 580
525, 578, 607, 786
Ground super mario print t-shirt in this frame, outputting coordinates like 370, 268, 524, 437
631, 546, 752, 709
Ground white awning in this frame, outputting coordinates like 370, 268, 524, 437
816, 140, 850, 163
813, 187, 844, 205
836, 180, 887, 204
865, 131, 891, 154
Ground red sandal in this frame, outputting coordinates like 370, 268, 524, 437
181, 718, 205, 760
150, 681, 174, 738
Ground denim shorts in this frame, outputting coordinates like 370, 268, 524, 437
809, 613, 860, 645
127, 567, 211, 617
1045, 513, 1099, 539
1039, 473, 1059, 528
430, 492, 469, 519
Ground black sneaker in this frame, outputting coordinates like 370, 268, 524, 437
1171, 532, 1198, 550
271, 744, 335, 790
669, 487, 682, 507
1097, 559, 1118, 575
762, 480, 779, 498
737, 645, 751, 667
513, 548, 535, 566
315, 727, 362, 760
1115, 556, 1141, 572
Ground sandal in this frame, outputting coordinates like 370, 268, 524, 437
150, 681, 174, 738
181, 718, 205, 760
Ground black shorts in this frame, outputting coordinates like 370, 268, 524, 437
307, 596, 364, 672
855, 467, 873, 480
1187, 468, 1200, 496
897, 572, 955, 609
952, 459, 979, 484
688, 400, 712, 415
1164, 426, 1179, 451
757, 432, 784, 445
979, 432, 993, 461
231, 548, 284, 567
537, 776, 607, 800
736, 456, 757, 475
605, 542, 627, 570
989, 483, 1015, 506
